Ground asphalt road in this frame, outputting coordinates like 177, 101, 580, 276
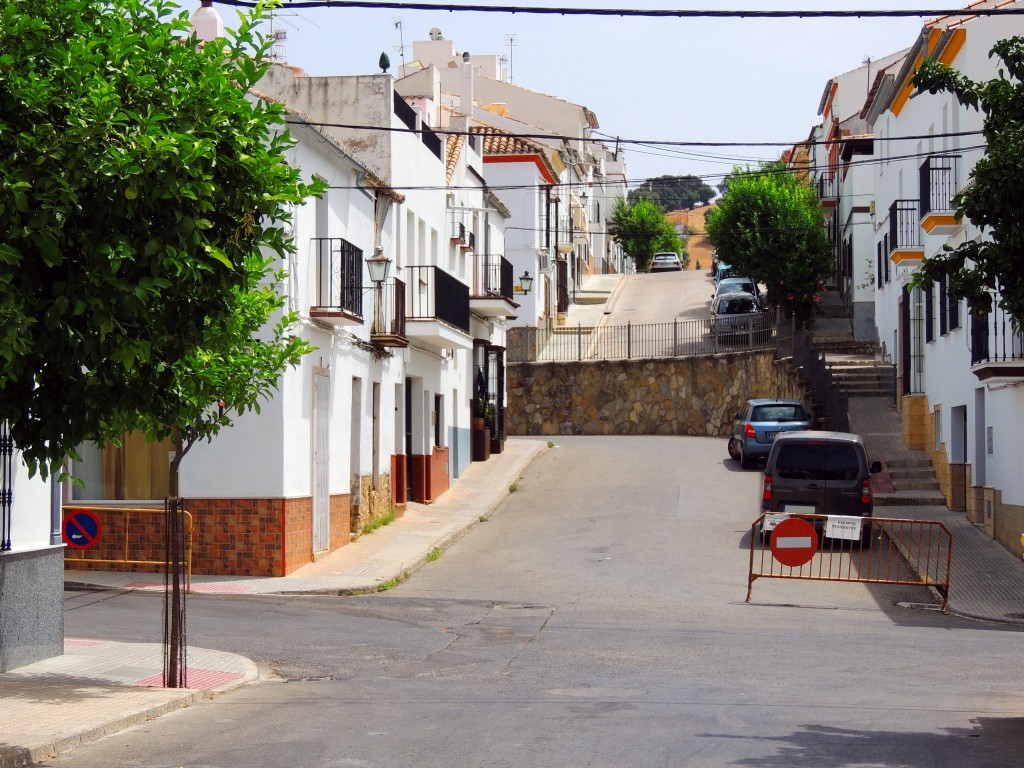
60, 436, 1024, 767
608, 268, 715, 324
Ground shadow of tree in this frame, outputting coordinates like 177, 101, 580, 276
703, 718, 1024, 767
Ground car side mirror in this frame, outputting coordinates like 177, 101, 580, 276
870, 461, 883, 474
733, 413, 741, 420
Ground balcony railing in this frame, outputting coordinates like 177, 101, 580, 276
450, 218, 466, 244
888, 199, 922, 251
919, 154, 960, 218
311, 237, 363, 318
970, 296, 1024, 368
816, 170, 837, 201
370, 277, 407, 346
405, 265, 470, 333
478, 255, 514, 299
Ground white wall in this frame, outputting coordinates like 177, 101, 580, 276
9, 461, 54, 552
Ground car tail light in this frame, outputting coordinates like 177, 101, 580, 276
861, 477, 872, 505
744, 423, 756, 439
763, 474, 773, 501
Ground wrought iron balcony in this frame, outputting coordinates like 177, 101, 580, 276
369, 277, 408, 348
450, 219, 466, 244
470, 255, 516, 319
309, 237, 363, 326
404, 265, 472, 350
970, 298, 1024, 383
919, 154, 962, 235
815, 170, 837, 206
888, 199, 924, 266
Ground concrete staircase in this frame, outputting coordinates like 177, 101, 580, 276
827, 359, 895, 399
874, 455, 948, 507
811, 291, 948, 508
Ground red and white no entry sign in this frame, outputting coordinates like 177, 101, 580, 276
769, 517, 818, 567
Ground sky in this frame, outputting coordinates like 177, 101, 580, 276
251, 1, 976, 189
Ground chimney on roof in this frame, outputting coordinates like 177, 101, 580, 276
191, 1, 225, 42
460, 51, 474, 118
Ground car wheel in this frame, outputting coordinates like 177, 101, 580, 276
760, 529, 771, 546
727, 438, 740, 461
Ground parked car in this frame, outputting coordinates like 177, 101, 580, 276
649, 252, 683, 272
714, 276, 763, 309
713, 261, 733, 284
709, 291, 767, 344
758, 431, 883, 547
728, 398, 813, 469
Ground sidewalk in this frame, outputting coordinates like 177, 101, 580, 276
0, 641, 258, 768
848, 396, 1024, 625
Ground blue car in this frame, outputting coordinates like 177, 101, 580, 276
728, 398, 813, 469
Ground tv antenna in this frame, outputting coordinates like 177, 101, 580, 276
394, 18, 407, 72
504, 34, 516, 84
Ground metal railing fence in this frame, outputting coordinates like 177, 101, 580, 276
63, 505, 193, 592
747, 514, 952, 612
507, 312, 778, 363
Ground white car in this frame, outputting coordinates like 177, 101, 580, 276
649, 252, 683, 272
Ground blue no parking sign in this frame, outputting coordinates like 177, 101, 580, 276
63, 509, 102, 550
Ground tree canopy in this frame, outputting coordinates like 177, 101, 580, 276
0, 0, 320, 474
608, 198, 685, 271
910, 37, 1024, 329
705, 163, 832, 325
628, 174, 716, 211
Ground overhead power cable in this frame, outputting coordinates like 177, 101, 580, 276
216, 1, 1024, 20
286, 118, 984, 149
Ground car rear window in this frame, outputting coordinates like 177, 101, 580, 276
721, 297, 756, 314
774, 442, 861, 481
752, 404, 807, 422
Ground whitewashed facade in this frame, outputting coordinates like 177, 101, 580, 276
801, 2, 1024, 556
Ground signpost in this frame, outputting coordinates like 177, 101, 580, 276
63, 509, 102, 550
769, 516, 818, 567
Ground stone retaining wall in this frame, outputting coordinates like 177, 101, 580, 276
507, 350, 807, 437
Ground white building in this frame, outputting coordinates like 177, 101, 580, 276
395, 30, 628, 327
803, 1, 1024, 557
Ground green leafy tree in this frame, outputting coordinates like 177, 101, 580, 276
608, 198, 685, 271
910, 38, 1024, 329
705, 163, 832, 325
628, 174, 716, 211
0, 0, 319, 475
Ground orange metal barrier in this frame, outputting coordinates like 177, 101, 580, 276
747, 514, 952, 611
62, 505, 193, 592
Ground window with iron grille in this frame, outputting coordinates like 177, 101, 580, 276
948, 285, 960, 331
925, 283, 934, 342
939, 274, 948, 335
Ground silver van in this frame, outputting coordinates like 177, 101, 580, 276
758, 431, 882, 546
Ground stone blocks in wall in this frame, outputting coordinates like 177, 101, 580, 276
506, 351, 807, 437
356, 472, 396, 534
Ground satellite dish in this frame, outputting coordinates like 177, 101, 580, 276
429, 27, 443, 40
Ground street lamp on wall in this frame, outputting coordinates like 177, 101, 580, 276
518, 270, 534, 296
366, 246, 392, 334
366, 246, 392, 285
